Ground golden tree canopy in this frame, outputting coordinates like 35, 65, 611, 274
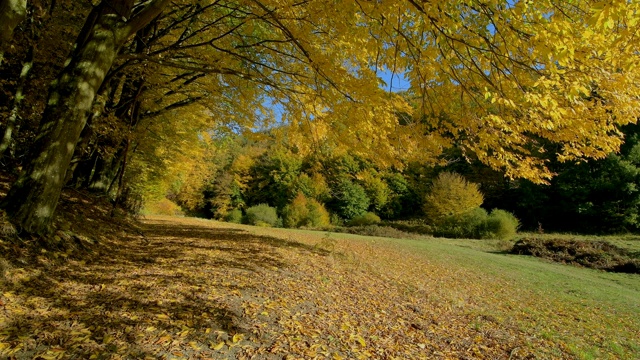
125, 0, 640, 183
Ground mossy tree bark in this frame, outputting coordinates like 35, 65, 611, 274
0, 0, 28, 65
0, 0, 168, 235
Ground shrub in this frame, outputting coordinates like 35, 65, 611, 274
383, 219, 434, 235
347, 212, 381, 226
282, 193, 308, 228
282, 193, 331, 228
224, 209, 243, 224
330, 213, 344, 227
423, 172, 483, 224
245, 204, 280, 227
434, 208, 519, 240
334, 225, 416, 239
511, 237, 639, 274
435, 208, 488, 239
306, 199, 331, 228
485, 209, 520, 240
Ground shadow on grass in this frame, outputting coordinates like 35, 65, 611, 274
0, 218, 328, 358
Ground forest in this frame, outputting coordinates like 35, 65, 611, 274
1, 0, 639, 236
155, 122, 640, 236
1, 0, 640, 359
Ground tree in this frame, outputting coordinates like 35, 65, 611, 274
0, 0, 27, 65
423, 172, 484, 224
2, 0, 640, 236
1, 0, 169, 234
331, 178, 370, 221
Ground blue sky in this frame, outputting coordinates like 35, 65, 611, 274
378, 69, 411, 93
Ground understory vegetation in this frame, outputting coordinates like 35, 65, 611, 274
511, 237, 640, 273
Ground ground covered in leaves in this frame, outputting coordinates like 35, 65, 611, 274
1, 214, 638, 359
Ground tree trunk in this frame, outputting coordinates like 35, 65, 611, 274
88, 145, 125, 193
0, 0, 28, 66
68, 150, 98, 188
0, 0, 169, 235
110, 137, 130, 216
0, 46, 33, 158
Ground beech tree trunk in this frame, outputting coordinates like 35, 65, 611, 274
1, 0, 168, 235
0, 0, 28, 65
0, 46, 33, 157
88, 145, 125, 193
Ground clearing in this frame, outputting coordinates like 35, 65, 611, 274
1, 215, 639, 359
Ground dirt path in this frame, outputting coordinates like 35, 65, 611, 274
1, 216, 568, 359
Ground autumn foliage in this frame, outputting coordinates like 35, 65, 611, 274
423, 172, 484, 224
282, 193, 330, 229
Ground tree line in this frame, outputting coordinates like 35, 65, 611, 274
166, 124, 640, 235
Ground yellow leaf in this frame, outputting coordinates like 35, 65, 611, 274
155, 336, 172, 344
211, 341, 225, 350
232, 333, 244, 343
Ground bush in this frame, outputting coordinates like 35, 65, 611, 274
282, 194, 307, 228
224, 209, 243, 224
434, 208, 519, 240
435, 208, 488, 239
330, 213, 344, 227
423, 172, 483, 224
282, 193, 331, 228
333, 225, 417, 239
306, 199, 331, 228
245, 204, 280, 227
383, 219, 434, 235
485, 209, 520, 240
511, 237, 640, 274
347, 212, 381, 226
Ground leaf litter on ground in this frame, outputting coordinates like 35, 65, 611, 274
0, 215, 638, 359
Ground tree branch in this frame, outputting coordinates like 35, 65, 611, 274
124, 0, 170, 38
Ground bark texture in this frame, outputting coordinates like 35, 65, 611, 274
0, 0, 28, 65
0, 47, 33, 157
1, 0, 168, 235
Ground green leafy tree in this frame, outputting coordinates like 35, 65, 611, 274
331, 178, 370, 220
245, 148, 302, 210
358, 169, 391, 213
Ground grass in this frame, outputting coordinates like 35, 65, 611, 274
251, 224, 640, 359
1, 215, 638, 359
